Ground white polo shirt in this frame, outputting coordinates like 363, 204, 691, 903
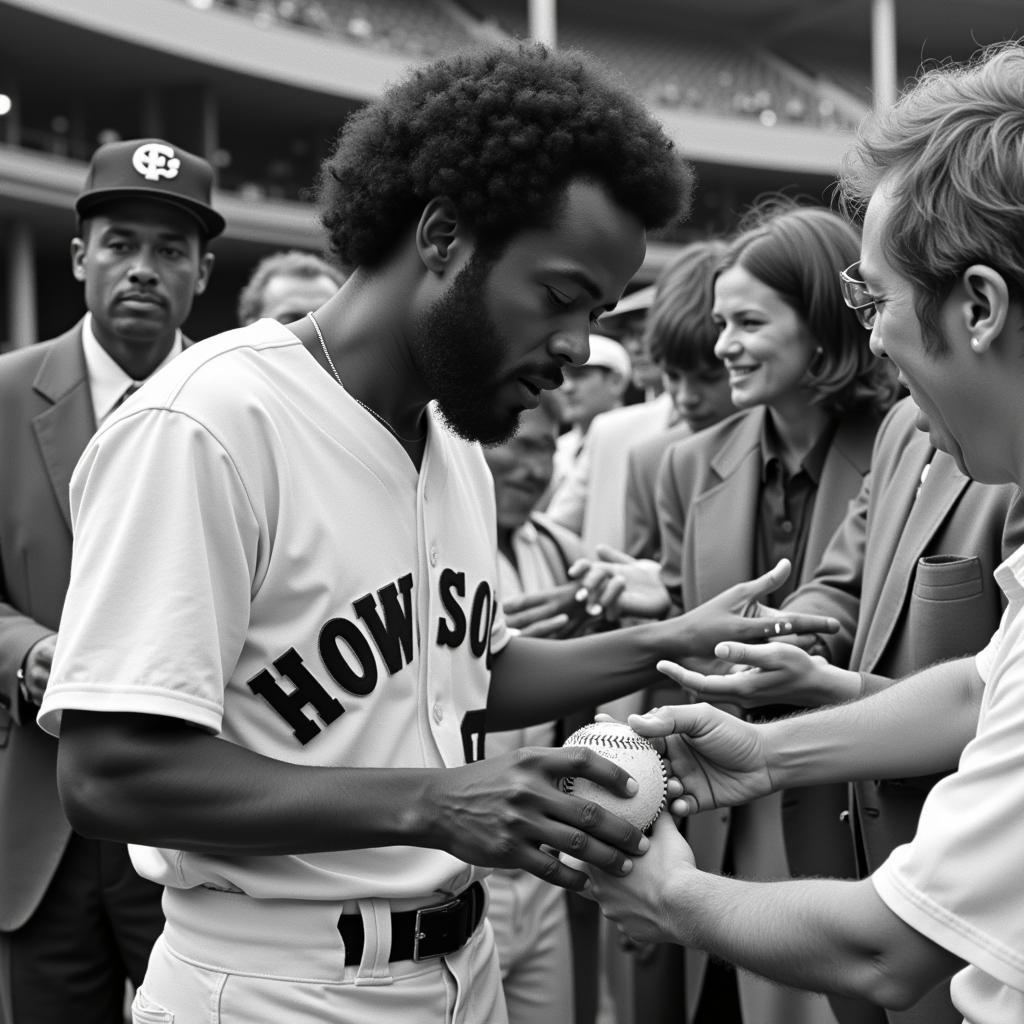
873, 542, 1024, 1023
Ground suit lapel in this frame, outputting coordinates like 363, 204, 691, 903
31, 326, 95, 531
802, 413, 877, 579
691, 410, 763, 604
857, 449, 969, 671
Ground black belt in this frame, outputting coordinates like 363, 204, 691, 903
337, 882, 485, 965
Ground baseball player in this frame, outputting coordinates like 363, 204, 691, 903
38, 45, 838, 1024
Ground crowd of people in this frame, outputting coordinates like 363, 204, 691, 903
0, 34, 1022, 1024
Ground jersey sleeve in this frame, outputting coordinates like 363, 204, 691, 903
39, 407, 262, 737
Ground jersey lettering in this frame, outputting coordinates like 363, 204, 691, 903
248, 569, 495, 744
319, 617, 378, 696
354, 574, 414, 673
468, 581, 492, 659
436, 569, 467, 647
247, 647, 345, 744
460, 709, 488, 763
437, 571, 494, 664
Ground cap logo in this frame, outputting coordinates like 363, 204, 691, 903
131, 142, 181, 182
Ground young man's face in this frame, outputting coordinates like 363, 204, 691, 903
71, 199, 213, 363
860, 180, 1006, 482
411, 179, 646, 445
661, 362, 734, 433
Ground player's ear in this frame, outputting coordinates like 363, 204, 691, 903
416, 197, 463, 274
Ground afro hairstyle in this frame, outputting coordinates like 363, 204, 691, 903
316, 43, 694, 269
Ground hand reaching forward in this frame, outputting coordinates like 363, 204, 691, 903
502, 582, 600, 638
624, 701, 774, 817
429, 746, 651, 891
583, 811, 695, 946
668, 558, 840, 661
659, 641, 863, 709
568, 546, 669, 621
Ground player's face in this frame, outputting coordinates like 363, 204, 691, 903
413, 179, 646, 445
72, 199, 213, 364
257, 273, 340, 325
860, 181, 1007, 482
712, 264, 818, 419
661, 362, 734, 433
483, 404, 559, 532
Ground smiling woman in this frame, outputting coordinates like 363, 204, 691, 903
654, 199, 899, 1024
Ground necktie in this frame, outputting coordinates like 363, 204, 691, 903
111, 382, 141, 413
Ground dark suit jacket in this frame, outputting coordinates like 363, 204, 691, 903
623, 421, 692, 560
782, 397, 1024, 1024
655, 402, 881, 1022
0, 323, 190, 932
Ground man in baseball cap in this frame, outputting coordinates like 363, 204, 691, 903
76, 137, 226, 239
0, 136, 220, 1022
549, 334, 633, 496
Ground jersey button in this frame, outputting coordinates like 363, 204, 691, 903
430, 547, 438, 566
432, 701, 444, 724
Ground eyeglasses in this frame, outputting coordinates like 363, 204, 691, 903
839, 261, 879, 330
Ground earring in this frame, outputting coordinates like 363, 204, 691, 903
971, 336, 982, 351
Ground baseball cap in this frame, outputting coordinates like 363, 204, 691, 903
76, 138, 226, 239
585, 334, 632, 377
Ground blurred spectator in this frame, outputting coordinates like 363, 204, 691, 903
551, 334, 631, 497
623, 237, 733, 562
237, 249, 346, 326
483, 390, 601, 1024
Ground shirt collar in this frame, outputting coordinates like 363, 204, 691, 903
82, 312, 182, 424
758, 414, 836, 485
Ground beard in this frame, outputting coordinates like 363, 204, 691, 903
410, 250, 522, 446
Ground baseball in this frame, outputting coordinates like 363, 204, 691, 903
560, 721, 668, 832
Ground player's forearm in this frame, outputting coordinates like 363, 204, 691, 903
656, 870, 956, 1009
488, 626, 668, 729
57, 710, 450, 856
765, 657, 981, 791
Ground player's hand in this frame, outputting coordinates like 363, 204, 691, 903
624, 699, 773, 816
583, 812, 695, 945
662, 641, 862, 709
568, 546, 669, 622
503, 583, 598, 639
20, 633, 58, 706
667, 559, 840, 661
432, 747, 650, 892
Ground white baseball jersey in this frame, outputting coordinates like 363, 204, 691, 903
39, 318, 509, 903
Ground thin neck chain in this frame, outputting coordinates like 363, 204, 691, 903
307, 311, 425, 444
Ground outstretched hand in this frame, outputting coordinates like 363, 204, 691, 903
568, 546, 669, 621
433, 746, 652, 891
659, 641, 862, 709
670, 558, 840, 661
502, 582, 599, 638
624, 700, 774, 816
582, 811, 695, 946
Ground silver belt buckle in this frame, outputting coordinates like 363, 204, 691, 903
412, 893, 462, 962
411, 892, 471, 962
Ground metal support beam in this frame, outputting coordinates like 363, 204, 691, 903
871, 0, 899, 108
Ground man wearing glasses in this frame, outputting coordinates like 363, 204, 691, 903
585, 42, 1024, 1023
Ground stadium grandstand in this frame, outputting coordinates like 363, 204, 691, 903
1, 0, 1021, 348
